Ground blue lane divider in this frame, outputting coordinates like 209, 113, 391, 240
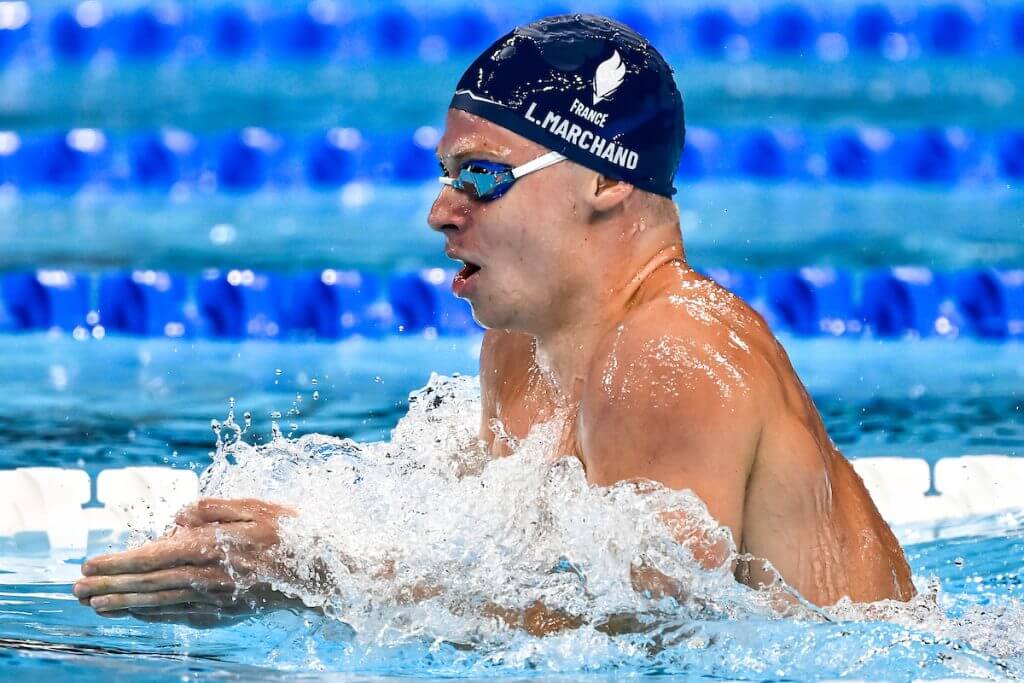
1, 267, 1023, 341
3, 2, 1024, 67
0, 125, 1021, 192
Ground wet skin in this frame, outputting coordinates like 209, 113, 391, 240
74, 108, 913, 625
431, 109, 914, 606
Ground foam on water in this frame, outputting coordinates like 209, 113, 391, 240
191, 373, 1024, 678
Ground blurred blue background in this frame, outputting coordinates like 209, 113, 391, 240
0, 0, 1021, 473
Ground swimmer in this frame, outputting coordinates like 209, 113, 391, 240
74, 14, 914, 631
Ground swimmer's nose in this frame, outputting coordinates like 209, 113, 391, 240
427, 186, 467, 234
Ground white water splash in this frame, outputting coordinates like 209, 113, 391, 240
196, 374, 1024, 678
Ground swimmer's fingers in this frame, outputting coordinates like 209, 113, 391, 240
74, 565, 235, 599
88, 588, 239, 613
81, 526, 223, 576
175, 498, 297, 528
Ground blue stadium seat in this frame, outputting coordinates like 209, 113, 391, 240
704, 268, 760, 303
0, 131, 19, 184
953, 270, 1024, 338
1011, 5, 1024, 53
859, 267, 953, 337
737, 126, 790, 178
848, 3, 896, 53
438, 8, 499, 55
105, 7, 181, 60
0, 271, 90, 331
196, 270, 290, 339
825, 129, 878, 181
305, 129, 360, 188
921, 3, 978, 56
15, 130, 110, 190
0, 272, 48, 330
758, 3, 818, 56
372, 6, 419, 57
0, 2, 29, 63
765, 268, 855, 336
214, 128, 283, 191
691, 6, 741, 57
387, 270, 479, 335
996, 130, 1024, 180
895, 128, 964, 184
98, 271, 194, 337
49, 7, 102, 61
206, 5, 259, 59
676, 127, 721, 181
611, 6, 659, 47
267, 5, 339, 59
290, 270, 392, 338
392, 129, 440, 182
128, 130, 199, 189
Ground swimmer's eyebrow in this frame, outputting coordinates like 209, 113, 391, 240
435, 141, 508, 169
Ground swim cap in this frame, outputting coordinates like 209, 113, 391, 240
449, 14, 685, 198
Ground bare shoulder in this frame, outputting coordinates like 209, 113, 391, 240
580, 276, 769, 487
585, 277, 771, 415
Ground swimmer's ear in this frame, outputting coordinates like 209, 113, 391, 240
589, 173, 635, 212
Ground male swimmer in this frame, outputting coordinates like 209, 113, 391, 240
74, 14, 914, 630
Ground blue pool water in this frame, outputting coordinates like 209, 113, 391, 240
0, 334, 1022, 680
2, 0, 1023, 679
1, 509, 1023, 680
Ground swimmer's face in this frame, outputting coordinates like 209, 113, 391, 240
429, 109, 590, 332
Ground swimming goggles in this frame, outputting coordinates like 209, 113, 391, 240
438, 150, 566, 201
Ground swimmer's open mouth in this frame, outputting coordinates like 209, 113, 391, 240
451, 259, 482, 294
457, 262, 481, 279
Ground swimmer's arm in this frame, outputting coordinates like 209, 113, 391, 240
73, 498, 329, 625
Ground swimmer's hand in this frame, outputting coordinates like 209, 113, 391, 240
73, 498, 299, 622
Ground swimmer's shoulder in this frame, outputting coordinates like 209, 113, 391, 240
580, 281, 764, 491
583, 271, 775, 431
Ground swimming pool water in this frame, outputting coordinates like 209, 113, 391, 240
0, 333, 1019, 472
2, 1, 1023, 679
2, 449, 1023, 680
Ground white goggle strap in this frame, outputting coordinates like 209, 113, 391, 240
437, 150, 567, 186
511, 151, 566, 179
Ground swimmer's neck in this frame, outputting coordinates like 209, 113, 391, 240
532, 237, 687, 402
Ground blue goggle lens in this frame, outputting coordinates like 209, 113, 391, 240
449, 160, 515, 201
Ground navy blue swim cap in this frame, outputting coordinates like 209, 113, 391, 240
449, 14, 685, 198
